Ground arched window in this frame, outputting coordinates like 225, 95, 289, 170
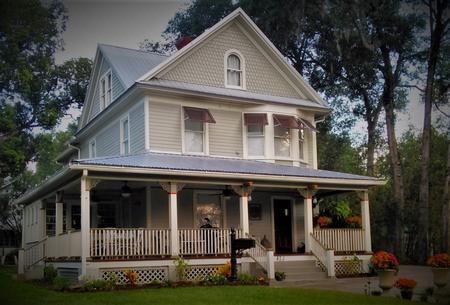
226, 53, 243, 88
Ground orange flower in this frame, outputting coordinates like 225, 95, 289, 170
427, 253, 450, 268
395, 278, 417, 290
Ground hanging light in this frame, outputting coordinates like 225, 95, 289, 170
222, 185, 233, 199
121, 181, 132, 198
312, 197, 319, 208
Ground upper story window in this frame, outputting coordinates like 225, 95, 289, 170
100, 70, 112, 110
183, 107, 216, 154
299, 128, 305, 160
120, 116, 130, 155
273, 114, 300, 158
89, 139, 96, 158
225, 50, 245, 89
244, 113, 268, 157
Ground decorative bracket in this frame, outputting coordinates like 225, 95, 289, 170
232, 182, 254, 197
84, 179, 100, 192
357, 190, 369, 202
159, 182, 185, 194
297, 187, 318, 199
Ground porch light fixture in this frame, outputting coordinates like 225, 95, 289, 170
222, 186, 233, 199
121, 181, 132, 198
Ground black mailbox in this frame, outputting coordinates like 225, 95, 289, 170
232, 238, 255, 250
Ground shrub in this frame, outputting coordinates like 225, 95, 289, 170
427, 253, 450, 268
43, 265, 57, 283
82, 279, 116, 291
52, 276, 71, 291
275, 271, 286, 281
217, 261, 231, 279
202, 274, 227, 286
236, 272, 258, 284
173, 256, 189, 281
124, 270, 138, 286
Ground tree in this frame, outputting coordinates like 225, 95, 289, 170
416, 0, 450, 261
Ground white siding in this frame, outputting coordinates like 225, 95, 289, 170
148, 102, 182, 152
209, 109, 243, 157
96, 122, 120, 157
130, 102, 145, 154
150, 188, 168, 228
248, 192, 273, 244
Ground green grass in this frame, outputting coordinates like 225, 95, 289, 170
0, 267, 423, 305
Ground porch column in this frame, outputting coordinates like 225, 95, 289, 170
232, 184, 254, 236
298, 188, 316, 253
80, 174, 99, 277
160, 182, 184, 257
359, 191, 372, 253
55, 192, 64, 235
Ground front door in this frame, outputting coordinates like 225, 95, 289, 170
273, 199, 293, 253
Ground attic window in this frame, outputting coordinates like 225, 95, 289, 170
100, 70, 112, 110
225, 50, 245, 89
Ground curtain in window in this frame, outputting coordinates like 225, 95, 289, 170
227, 54, 241, 86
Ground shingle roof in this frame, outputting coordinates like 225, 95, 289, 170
73, 152, 380, 182
99, 44, 168, 89
138, 79, 329, 110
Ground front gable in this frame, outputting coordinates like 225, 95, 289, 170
158, 21, 305, 99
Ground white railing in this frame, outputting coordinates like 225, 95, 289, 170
313, 229, 365, 252
23, 239, 46, 270
178, 228, 243, 255
246, 235, 275, 279
46, 231, 81, 258
310, 233, 335, 277
90, 228, 170, 258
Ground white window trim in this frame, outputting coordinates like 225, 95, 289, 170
88, 138, 96, 158
273, 123, 293, 160
298, 128, 306, 162
224, 49, 246, 90
181, 107, 209, 155
120, 114, 131, 155
99, 69, 113, 111
242, 112, 266, 159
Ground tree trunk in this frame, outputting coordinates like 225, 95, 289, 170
442, 140, 450, 252
417, 2, 445, 262
366, 121, 377, 176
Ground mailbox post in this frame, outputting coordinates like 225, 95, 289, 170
229, 228, 255, 282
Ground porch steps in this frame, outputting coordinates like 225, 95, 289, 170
272, 261, 328, 284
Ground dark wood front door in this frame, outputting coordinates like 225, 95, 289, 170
273, 199, 293, 253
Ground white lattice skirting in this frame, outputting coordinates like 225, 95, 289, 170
316, 260, 364, 276
100, 267, 168, 285
184, 265, 221, 281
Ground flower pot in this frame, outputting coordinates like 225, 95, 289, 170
432, 267, 449, 288
400, 290, 413, 300
377, 269, 396, 291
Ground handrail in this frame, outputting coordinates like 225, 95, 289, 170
245, 234, 275, 279
310, 233, 335, 277
23, 238, 47, 270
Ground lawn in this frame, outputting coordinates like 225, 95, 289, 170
0, 267, 423, 305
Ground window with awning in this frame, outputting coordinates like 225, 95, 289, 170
244, 113, 268, 126
244, 113, 268, 157
183, 107, 216, 123
297, 117, 319, 133
273, 114, 297, 157
183, 107, 215, 154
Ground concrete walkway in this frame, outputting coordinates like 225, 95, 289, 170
272, 265, 450, 303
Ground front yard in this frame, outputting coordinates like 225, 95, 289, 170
0, 267, 424, 305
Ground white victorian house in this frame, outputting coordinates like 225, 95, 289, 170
17, 9, 383, 283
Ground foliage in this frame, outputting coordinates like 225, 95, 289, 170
345, 216, 362, 228
43, 265, 57, 283
369, 251, 400, 272
317, 216, 332, 228
394, 278, 417, 290
275, 271, 286, 281
82, 278, 116, 291
52, 276, 70, 291
236, 272, 258, 285
426, 253, 450, 268
124, 270, 138, 286
217, 261, 231, 279
201, 274, 227, 286
173, 256, 189, 281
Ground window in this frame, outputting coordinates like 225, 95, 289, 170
185, 119, 204, 153
226, 52, 243, 88
120, 116, 130, 155
299, 128, 305, 160
247, 125, 265, 156
274, 125, 291, 157
100, 71, 112, 110
89, 139, 96, 158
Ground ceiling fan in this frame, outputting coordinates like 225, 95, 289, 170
203, 185, 235, 199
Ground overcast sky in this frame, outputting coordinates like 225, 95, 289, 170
56, 0, 426, 139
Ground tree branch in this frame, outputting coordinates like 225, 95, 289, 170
434, 102, 450, 118
399, 84, 425, 92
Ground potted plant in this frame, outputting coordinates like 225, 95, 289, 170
317, 216, 332, 228
275, 271, 286, 281
345, 215, 362, 228
369, 251, 399, 291
395, 278, 417, 300
427, 253, 450, 288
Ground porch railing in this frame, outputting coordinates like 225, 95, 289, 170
310, 233, 335, 277
246, 234, 275, 279
46, 230, 81, 258
313, 228, 365, 252
178, 228, 243, 256
23, 239, 46, 270
90, 228, 170, 258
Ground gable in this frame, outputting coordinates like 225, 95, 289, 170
157, 22, 305, 99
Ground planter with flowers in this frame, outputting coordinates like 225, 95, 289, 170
395, 278, 416, 300
369, 251, 400, 291
427, 253, 450, 288
317, 216, 332, 228
345, 215, 362, 228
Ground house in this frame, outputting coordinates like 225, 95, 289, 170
17, 9, 384, 283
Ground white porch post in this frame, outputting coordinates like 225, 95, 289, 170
298, 188, 315, 253
55, 192, 63, 235
359, 191, 372, 253
160, 182, 184, 257
80, 174, 91, 277
232, 184, 254, 236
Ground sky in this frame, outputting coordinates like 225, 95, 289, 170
56, 0, 429, 139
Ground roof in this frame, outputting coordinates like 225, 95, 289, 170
138, 79, 329, 111
99, 44, 168, 89
71, 152, 382, 184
